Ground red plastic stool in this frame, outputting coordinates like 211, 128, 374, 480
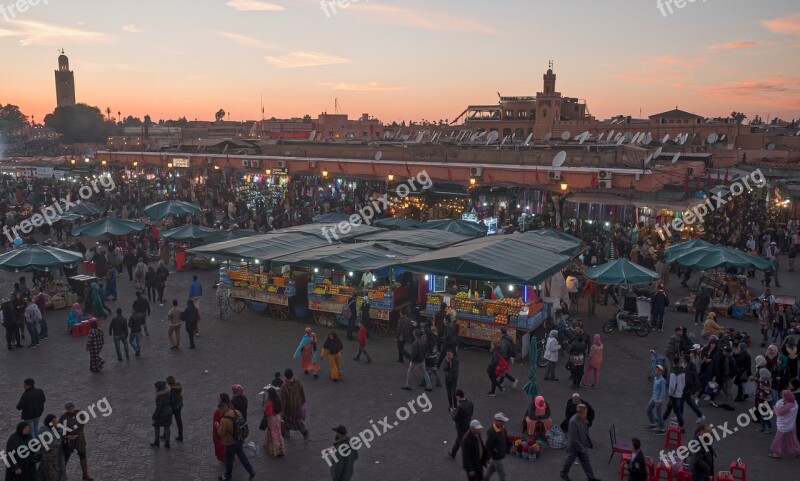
730, 459, 746, 481
83, 261, 95, 273
676, 464, 692, 481
664, 422, 682, 449
646, 456, 656, 481
654, 462, 673, 481
718, 471, 735, 481
618, 452, 631, 480
72, 321, 90, 337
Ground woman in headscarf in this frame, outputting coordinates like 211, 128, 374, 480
769, 390, 800, 458
212, 393, 233, 462
321, 331, 344, 381
5, 422, 36, 480
751, 362, 773, 433
66, 302, 84, 331
231, 384, 248, 421
89, 282, 108, 319
293, 327, 319, 378
582, 334, 604, 388
567, 334, 587, 389
85, 320, 104, 372
38, 414, 66, 481
766, 344, 780, 371
263, 387, 285, 457
523, 395, 553, 442
781, 335, 799, 380
543, 329, 560, 381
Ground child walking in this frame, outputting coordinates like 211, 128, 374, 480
582, 334, 603, 388
353, 321, 372, 363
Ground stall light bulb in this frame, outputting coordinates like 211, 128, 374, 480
314, 268, 319, 273
254, 259, 260, 264
424, 275, 430, 281
349, 272, 354, 277
211, 258, 215, 262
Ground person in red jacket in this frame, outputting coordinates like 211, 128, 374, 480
353, 321, 372, 363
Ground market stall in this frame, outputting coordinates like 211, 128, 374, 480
0, 244, 85, 310
219, 263, 307, 320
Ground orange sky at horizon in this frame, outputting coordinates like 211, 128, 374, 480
2, 1, 799, 125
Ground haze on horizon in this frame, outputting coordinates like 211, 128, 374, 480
1, 0, 799, 124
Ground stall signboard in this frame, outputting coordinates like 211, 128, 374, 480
370, 308, 390, 321
230, 286, 271, 303
309, 299, 346, 314
172, 158, 190, 168
457, 320, 516, 343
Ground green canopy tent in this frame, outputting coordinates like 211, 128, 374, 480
399, 236, 571, 284
272, 242, 427, 272
418, 219, 488, 237
72, 217, 147, 237
144, 200, 202, 220
161, 224, 219, 241
65, 202, 105, 216
512, 230, 583, 257
269, 223, 386, 243
584, 259, 660, 285
522, 335, 540, 396
537, 228, 582, 243
312, 212, 352, 224
668, 245, 772, 271
373, 217, 422, 230
0, 244, 83, 272
187, 233, 330, 263
664, 239, 713, 262
357, 229, 472, 250
49, 212, 84, 223
201, 228, 259, 244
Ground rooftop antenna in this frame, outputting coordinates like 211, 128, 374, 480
334, 98, 342, 114
485, 130, 499, 146
524, 132, 533, 146
561, 131, 571, 141
552, 151, 567, 167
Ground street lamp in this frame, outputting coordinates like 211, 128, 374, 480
469, 178, 477, 186
322, 170, 329, 178
560, 182, 568, 191
387, 173, 394, 182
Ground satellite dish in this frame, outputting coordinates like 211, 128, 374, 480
644, 153, 653, 164
614, 132, 623, 141
476, 131, 486, 140
653, 147, 663, 159
414, 132, 424, 143
661, 134, 670, 144
597, 132, 605, 141
561, 131, 571, 141
795, 130, 800, 136
552, 151, 567, 167
644, 133, 653, 145
608, 129, 615, 139
579, 133, 588, 145
499, 136, 509, 148
543, 132, 552, 142
767, 143, 775, 151
631, 132, 641, 144
309, 129, 317, 141
616, 136, 624, 146
374, 151, 382, 161
678, 134, 687, 146
383, 132, 391, 140
707, 133, 718, 144
524, 133, 533, 146
719, 134, 726, 142
671, 153, 680, 164
486, 131, 499, 145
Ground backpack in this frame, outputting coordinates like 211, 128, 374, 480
225, 412, 249, 442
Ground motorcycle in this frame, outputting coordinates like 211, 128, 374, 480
602, 304, 651, 337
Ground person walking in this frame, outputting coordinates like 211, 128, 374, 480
155, 261, 169, 306
662, 358, 686, 432
769, 389, 800, 458
395, 310, 414, 362
23, 296, 41, 348
59, 402, 94, 481
682, 354, 706, 424
484, 413, 509, 481
646, 365, 667, 435
328, 426, 358, 481
213, 394, 233, 462
734, 343, 753, 402
5, 422, 37, 481
135, 259, 147, 291
651, 283, 669, 332
38, 414, 67, 481
150, 380, 173, 449
144, 266, 156, 301
628, 438, 648, 481
442, 349, 460, 410
568, 336, 587, 390
34, 289, 48, 340
353, 321, 372, 363
128, 308, 148, 357
188, 275, 203, 334
105, 265, 118, 301
16, 378, 45, 438
231, 385, 248, 422
582, 279, 599, 317
560, 404, 601, 481
167, 376, 184, 442
123, 249, 137, 281
263, 387, 285, 457
403, 329, 432, 391
693, 287, 711, 327
167, 300, 182, 350
108, 308, 130, 361
768, 241, 782, 287
89, 283, 109, 319
278, 369, 309, 440
346, 293, 357, 341
181, 299, 199, 349
3, 300, 21, 349
321, 331, 344, 381
496, 327, 518, 388
582, 334, 603, 388
216, 403, 256, 481
485, 340, 507, 396
294, 327, 320, 377
449, 390, 474, 459
85, 321, 104, 373
689, 424, 715, 481
461, 420, 488, 481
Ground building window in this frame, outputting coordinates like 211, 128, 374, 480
530, 110, 536, 119
505, 110, 513, 119
684, 120, 689, 124
503, 128, 512, 137
542, 109, 547, 118
517, 110, 527, 119
515, 128, 524, 138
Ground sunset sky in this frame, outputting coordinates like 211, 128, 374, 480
2, 0, 799, 125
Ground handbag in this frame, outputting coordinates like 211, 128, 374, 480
742, 380, 756, 396
494, 354, 510, 377
300, 403, 307, 421
258, 414, 268, 431
545, 425, 567, 450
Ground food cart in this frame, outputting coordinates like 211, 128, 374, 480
220, 263, 307, 321
364, 285, 412, 335
307, 275, 356, 328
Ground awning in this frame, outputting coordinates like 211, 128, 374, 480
511, 230, 583, 257
272, 242, 427, 272
418, 219, 488, 237
631, 199, 694, 212
564, 193, 631, 205
357, 229, 473, 249
187, 233, 330, 262
270, 223, 385, 242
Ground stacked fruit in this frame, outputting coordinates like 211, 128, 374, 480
455, 292, 469, 299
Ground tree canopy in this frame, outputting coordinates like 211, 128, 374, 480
44, 103, 112, 143
0, 104, 29, 138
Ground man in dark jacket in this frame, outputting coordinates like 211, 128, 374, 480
167, 375, 183, 442
150, 380, 172, 448
461, 420, 488, 481
560, 393, 595, 432
650, 284, 670, 332
484, 413, 509, 481
692, 287, 711, 326
123, 250, 137, 281
689, 425, 715, 479
449, 390, 473, 459
181, 300, 199, 349
108, 308, 129, 361
710, 346, 736, 411
560, 404, 600, 481
402, 329, 432, 390
128, 309, 148, 357
497, 328, 518, 388
328, 425, 358, 481
628, 437, 648, 481
394, 311, 414, 362
733, 343, 752, 402
132, 291, 151, 317
16, 378, 45, 437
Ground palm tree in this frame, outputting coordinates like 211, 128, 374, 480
106, 107, 112, 122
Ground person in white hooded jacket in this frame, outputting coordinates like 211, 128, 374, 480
544, 330, 560, 381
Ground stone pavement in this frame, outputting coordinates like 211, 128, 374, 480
1, 257, 798, 481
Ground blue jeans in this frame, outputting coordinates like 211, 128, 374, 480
224, 442, 254, 478
406, 361, 431, 389
25, 321, 39, 346
39, 315, 48, 338
25, 417, 40, 438
154, 424, 170, 442
130, 332, 142, 353
646, 399, 665, 430
113, 335, 129, 359
546, 360, 557, 379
